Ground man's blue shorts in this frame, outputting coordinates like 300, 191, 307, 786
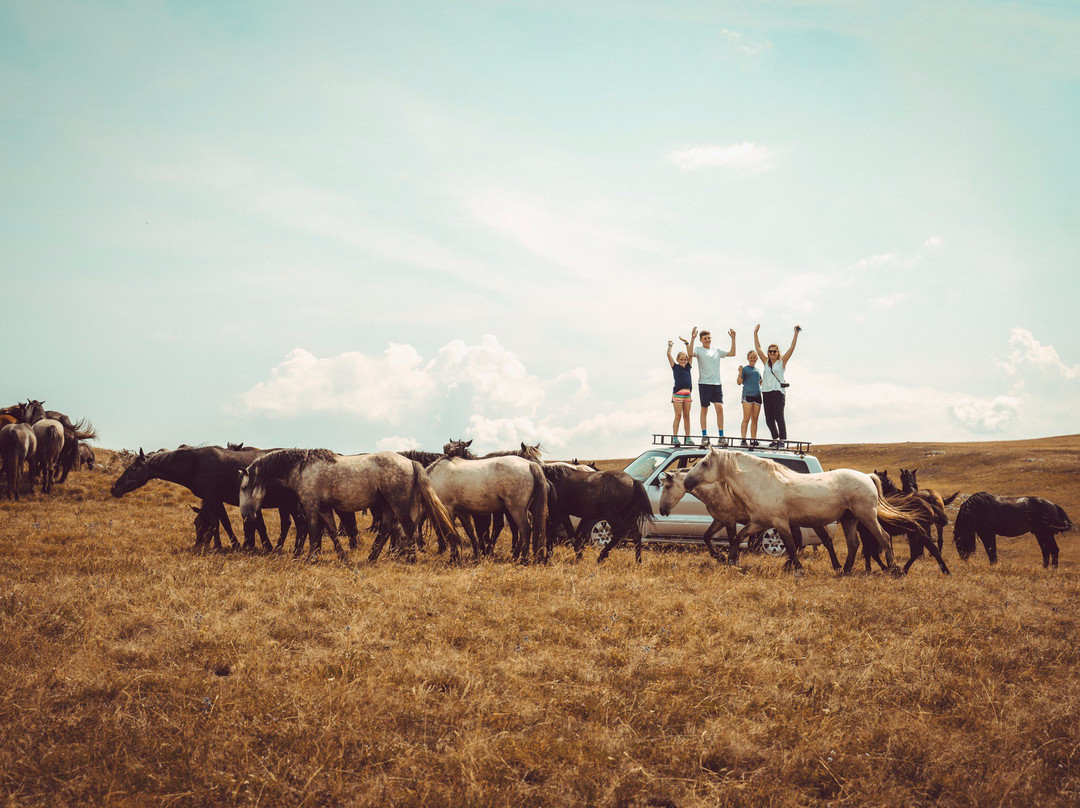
699, 384, 723, 406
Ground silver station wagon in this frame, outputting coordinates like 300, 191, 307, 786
582, 435, 829, 556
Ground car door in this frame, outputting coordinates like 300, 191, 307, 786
644, 452, 713, 537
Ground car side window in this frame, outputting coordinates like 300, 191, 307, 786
773, 457, 809, 473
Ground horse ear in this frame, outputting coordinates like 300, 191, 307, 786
138, 448, 145, 460
191, 506, 200, 514
660, 472, 670, 482
465, 439, 473, 447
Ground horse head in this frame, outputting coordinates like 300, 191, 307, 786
658, 471, 690, 516
227, 442, 245, 451
24, 399, 46, 424
238, 463, 266, 520
684, 446, 729, 490
110, 448, 152, 497
900, 468, 919, 494
874, 469, 899, 496
519, 441, 544, 463
442, 439, 475, 460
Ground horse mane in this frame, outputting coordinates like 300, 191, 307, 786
725, 449, 794, 482
251, 448, 337, 480
542, 464, 572, 484
399, 449, 444, 466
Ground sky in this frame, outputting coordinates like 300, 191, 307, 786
2, 0, 1078, 460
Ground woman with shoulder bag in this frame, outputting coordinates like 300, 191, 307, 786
753, 324, 801, 447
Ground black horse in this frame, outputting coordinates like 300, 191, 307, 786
541, 464, 654, 563
954, 491, 1073, 568
110, 445, 306, 552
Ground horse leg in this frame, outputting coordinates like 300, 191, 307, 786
319, 509, 346, 557
275, 507, 291, 551
489, 511, 507, 556
454, 510, 482, 560
700, 519, 725, 562
776, 524, 803, 572
338, 511, 359, 552
596, 531, 624, 564
979, 531, 998, 563
254, 512, 273, 552
213, 503, 240, 551
813, 526, 842, 571
1049, 534, 1060, 568
1034, 531, 1052, 568
471, 513, 492, 555
840, 516, 861, 574
916, 530, 950, 575
571, 519, 596, 558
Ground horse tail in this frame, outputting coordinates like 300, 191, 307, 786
66, 418, 97, 442
409, 461, 462, 560
528, 462, 549, 559
941, 491, 960, 507
630, 479, 654, 527
1040, 503, 1074, 534
876, 495, 924, 536
1055, 505, 1074, 533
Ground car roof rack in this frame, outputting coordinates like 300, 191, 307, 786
651, 433, 812, 456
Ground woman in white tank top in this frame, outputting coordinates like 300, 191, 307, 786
754, 324, 801, 446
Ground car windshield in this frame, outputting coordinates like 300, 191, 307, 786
623, 451, 669, 481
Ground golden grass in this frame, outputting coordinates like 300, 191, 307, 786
1, 441, 1078, 807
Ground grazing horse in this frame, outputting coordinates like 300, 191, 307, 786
954, 491, 1073, 568
78, 443, 95, 471
427, 443, 549, 562
238, 449, 462, 562
31, 419, 65, 493
900, 468, 959, 551
111, 445, 298, 551
0, 423, 36, 500
541, 464, 653, 563
686, 448, 924, 573
659, 469, 842, 569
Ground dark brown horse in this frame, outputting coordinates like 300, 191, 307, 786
859, 491, 950, 575
899, 467, 959, 551
542, 464, 654, 563
110, 445, 302, 551
0, 423, 36, 500
954, 492, 1073, 567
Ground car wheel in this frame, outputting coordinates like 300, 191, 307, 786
590, 520, 613, 547
759, 529, 788, 557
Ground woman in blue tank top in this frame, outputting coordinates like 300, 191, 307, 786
737, 350, 763, 446
667, 338, 693, 445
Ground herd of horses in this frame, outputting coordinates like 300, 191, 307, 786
105, 434, 1073, 574
1, 399, 97, 499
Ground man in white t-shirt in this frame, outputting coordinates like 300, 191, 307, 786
687, 325, 736, 446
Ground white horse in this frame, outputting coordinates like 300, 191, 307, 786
685, 448, 921, 573
426, 454, 550, 563
659, 469, 842, 569
31, 419, 65, 494
239, 449, 462, 561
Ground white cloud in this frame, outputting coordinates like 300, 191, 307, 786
232, 337, 595, 452
948, 395, 1024, 433
924, 236, 944, 249
718, 28, 774, 59
998, 328, 1080, 380
667, 142, 783, 173
232, 345, 436, 422
856, 252, 898, 269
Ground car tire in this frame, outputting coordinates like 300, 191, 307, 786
590, 520, 613, 547
758, 529, 788, 557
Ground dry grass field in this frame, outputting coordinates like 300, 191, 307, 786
1, 437, 1078, 807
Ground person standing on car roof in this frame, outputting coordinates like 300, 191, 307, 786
737, 349, 763, 447
687, 325, 736, 446
667, 337, 694, 445
754, 323, 801, 447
